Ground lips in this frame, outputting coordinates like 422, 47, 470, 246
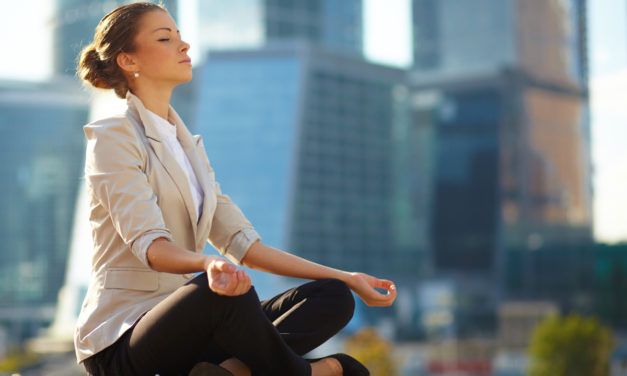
179, 58, 191, 64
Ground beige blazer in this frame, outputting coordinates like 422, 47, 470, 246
74, 92, 259, 363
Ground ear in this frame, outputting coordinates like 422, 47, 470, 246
116, 52, 138, 74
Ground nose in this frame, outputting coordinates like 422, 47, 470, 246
179, 39, 190, 53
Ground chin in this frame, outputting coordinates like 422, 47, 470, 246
175, 73, 193, 85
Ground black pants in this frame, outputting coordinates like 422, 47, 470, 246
83, 274, 355, 376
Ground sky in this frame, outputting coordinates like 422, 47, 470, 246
0, 0, 625, 243
586, 0, 627, 244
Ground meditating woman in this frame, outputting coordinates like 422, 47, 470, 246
74, 2, 396, 375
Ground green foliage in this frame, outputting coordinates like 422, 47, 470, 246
527, 313, 614, 376
345, 327, 398, 376
0, 347, 40, 373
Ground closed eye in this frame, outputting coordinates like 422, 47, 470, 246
158, 38, 170, 42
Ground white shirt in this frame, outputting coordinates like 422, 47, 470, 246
146, 109, 205, 220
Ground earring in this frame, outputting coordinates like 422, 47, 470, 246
134, 72, 139, 78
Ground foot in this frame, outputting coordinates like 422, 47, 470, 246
309, 353, 370, 376
219, 357, 251, 376
311, 357, 342, 375
188, 362, 234, 376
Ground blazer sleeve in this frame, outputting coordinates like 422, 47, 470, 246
84, 118, 173, 268
207, 177, 261, 265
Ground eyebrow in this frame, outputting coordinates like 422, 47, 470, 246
152, 27, 180, 34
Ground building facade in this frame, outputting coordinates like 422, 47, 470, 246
409, 0, 592, 337
412, 0, 587, 86
410, 0, 592, 273
0, 78, 89, 346
191, 0, 363, 62
178, 43, 406, 284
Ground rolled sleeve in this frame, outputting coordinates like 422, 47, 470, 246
85, 119, 173, 268
223, 228, 261, 265
208, 181, 261, 265
131, 231, 174, 268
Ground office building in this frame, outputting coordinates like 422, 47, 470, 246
0, 77, 89, 346
505, 242, 627, 331
410, 0, 592, 274
412, 0, 587, 86
407, 0, 592, 339
190, 0, 363, 60
177, 43, 405, 284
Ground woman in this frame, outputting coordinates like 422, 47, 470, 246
74, 2, 397, 375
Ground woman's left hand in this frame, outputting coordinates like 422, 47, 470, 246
345, 272, 397, 307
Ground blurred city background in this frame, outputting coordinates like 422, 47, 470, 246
0, 0, 626, 375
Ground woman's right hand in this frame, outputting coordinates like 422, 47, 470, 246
205, 256, 252, 296
345, 272, 396, 307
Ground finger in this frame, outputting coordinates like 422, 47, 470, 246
357, 288, 385, 305
237, 270, 247, 285
377, 284, 397, 297
217, 269, 238, 293
362, 286, 397, 307
373, 278, 395, 290
238, 270, 250, 295
230, 271, 246, 296
231, 271, 243, 294
212, 259, 236, 273
210, 275, 231, 295
229, 269, 241, 292
210, 274, 232, 293
374, 287, 397, 306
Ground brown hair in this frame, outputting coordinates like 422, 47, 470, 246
77, 2, 166, 98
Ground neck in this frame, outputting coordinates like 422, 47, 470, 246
130, 82, 173, 120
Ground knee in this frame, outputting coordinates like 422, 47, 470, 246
319, 279, 355, 324
189, 273, 261, 312
221, 285, 261, 313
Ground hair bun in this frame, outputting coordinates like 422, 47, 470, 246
77, 44, 111, 89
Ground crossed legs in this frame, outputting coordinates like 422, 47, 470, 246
83, 274, 355, 376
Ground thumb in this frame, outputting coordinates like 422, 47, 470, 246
212, 259, 236, 273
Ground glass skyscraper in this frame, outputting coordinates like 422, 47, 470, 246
286, 50, 401, 275
192, 0, 363, 60
171, 0, 420, 286
412, 0, 587, 87
179, 43, 405, 284
411, 0, 592, 275
0, 78, 89, 345
169, 0, 428, 333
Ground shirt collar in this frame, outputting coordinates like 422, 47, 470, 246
145, 108, 177, 140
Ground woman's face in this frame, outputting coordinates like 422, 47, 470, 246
127, 10, 192, 86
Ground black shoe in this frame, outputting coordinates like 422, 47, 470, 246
308, 353, 370, 376
188, 362, 234, 376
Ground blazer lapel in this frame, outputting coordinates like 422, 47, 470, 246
126, 93, 199, 239
168, 106, 216, 247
